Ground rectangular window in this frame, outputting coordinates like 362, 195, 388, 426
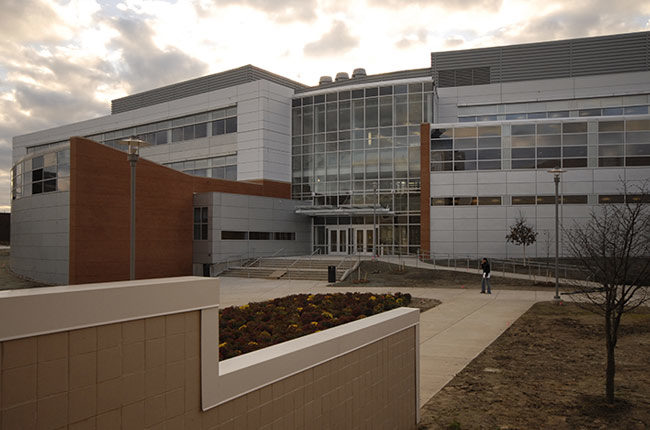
599, 195, 625, 204
512, 196, 536, 205
249, 231, 270, 240
478, 196, 502, 205
193, 207, 208, 240
454, 196, 477, 206
221, 231, 247, 240
536, 196, 556, 205
562, 195, 588, 204
273, 232, 296, 240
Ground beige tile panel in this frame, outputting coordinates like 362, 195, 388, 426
2, 310, 417, 429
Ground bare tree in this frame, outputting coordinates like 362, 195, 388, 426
505, 213, 538, 265
564, 183, 650, 404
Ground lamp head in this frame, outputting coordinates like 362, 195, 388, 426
547, 167, 565, 176
118, 137, 149, 156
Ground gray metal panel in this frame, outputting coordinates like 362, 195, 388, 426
431, 31, 650, 86
294, 68, 433, 93
111, 65, 307, 114
571, 33, 650, 76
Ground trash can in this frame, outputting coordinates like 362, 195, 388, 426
328, 265, 336, 283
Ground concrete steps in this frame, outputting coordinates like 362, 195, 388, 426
220, 257, 357, 281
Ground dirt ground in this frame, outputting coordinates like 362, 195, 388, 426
335, 260, 570, 291
418, 302, 650, 430
0, 249, 48, 290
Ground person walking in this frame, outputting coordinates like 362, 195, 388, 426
480, 257, 492, 294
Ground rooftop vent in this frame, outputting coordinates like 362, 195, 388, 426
352, 68, 367, 78
335, 72, 349, 82
319, 75, 333, 85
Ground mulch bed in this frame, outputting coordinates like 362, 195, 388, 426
418, 302, 650, 429
218, 292, 438, 360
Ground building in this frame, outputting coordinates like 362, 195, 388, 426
11, 31, 650, 284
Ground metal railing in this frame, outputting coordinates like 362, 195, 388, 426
416, 250, 591, 282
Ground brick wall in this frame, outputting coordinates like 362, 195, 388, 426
0, 313, 417, 430
68, 137, 291, 284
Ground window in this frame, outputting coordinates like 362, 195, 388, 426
221, 231, 247, 240
478, 196, 502, 205
249, 232, 271, 240
193, 207, 208, 240
431, 197, 454, 206
512, 196, 536, 205
599, 195, 625, 204
273, 232, 296, 240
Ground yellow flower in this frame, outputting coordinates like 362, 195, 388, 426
239, 304, 249, 310
321, 311, 334, 319
288, 323, 298, 329
238, 324, 247, 330
307, 294, 314, 301
248, 341, 258, 346
310, 321, 318, 327
370, 296, 377, 301
219, 342, 227, 348
297, 307, 303, 312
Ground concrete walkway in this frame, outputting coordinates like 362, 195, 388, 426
217, 277, 555, 406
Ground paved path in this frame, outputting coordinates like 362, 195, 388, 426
217, 277, 555, 406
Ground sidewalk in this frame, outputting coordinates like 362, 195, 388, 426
217, 277, 554, 406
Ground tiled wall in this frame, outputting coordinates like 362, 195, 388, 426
1, 313, 417, 430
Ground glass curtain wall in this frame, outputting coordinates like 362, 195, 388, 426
291, 80, 434, 255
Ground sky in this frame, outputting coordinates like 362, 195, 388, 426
1, 0, 649, 212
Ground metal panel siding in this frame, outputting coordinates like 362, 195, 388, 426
431, 31, 650, 87
111, 65, 307, 114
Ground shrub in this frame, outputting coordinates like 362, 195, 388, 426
219, 292, 411, 359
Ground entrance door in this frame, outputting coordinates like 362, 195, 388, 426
327, 228, 350, 255
354, 226, 375, 255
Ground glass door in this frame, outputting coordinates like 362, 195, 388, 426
327, 228, 350, 255
354, 226, 375, 255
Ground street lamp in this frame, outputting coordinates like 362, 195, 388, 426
118, 137, 149, 280
547, 167, 565, 301
373, 182, 378, 258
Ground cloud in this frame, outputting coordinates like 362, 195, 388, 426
444, 37, 465, 48
395, 28, 429, 49
368, 0, 503, 11
203, 0, 318, 22
108, 18, 209, 94
304, 21, 359, 57
0, 0, 67, 43
489, 0, 650, 45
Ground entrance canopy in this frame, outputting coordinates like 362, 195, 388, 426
295, 205, 394, 217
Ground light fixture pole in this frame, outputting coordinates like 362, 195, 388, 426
548, 167, 565, 301
118, 137, 149, 280
373, 182, 377, 258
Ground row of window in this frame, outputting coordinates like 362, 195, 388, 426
314, 215, 420, 226
221, 231, 296, 241
457, 100, 649, 123
292, 82, 434, 106
430, 194, 649, 206
26, 107, 238, 155
11, 149, 71, 199
430, 119, 650, 171
166, 155, 237, 180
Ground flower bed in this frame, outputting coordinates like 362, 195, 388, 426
219, 292, 411, 360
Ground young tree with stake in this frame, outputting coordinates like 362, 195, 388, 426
505, 213, 538, 265
564, 182, 650, 405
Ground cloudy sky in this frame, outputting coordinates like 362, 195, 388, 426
1, 0, 649, 211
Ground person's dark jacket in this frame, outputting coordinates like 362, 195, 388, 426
481, 259, 490, 275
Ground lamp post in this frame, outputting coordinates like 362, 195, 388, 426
548, 167, 565, 301
372, 182, 379, 258
118, 137, 149, 280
